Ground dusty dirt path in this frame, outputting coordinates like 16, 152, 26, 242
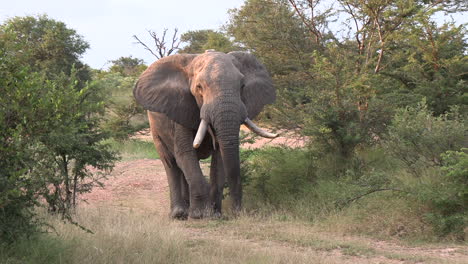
81, 158, 468, 264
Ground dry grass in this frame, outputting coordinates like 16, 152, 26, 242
32, 207, 332, 264
3, 201, 467, 264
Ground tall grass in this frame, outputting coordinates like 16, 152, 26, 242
240, 145, 467, 242
1, 207, 333, 264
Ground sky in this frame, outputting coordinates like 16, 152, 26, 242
1, 1, 466, 69
0, 0, 245, 69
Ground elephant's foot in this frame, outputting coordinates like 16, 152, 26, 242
188, 201, 211, 219
188, 207, 205, 219
170, 206, 188, 220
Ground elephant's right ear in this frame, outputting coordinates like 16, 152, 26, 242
134, 54, 200, 129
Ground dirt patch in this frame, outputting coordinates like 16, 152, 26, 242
80, 159, 170, 216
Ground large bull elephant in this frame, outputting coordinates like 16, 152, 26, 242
133, 51, 276, 219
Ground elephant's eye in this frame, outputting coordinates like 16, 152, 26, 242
196, 84, 203, 93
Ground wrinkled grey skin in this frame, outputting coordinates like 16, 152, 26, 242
134, 51, 275, 219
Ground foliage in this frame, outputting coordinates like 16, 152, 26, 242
93, 69, 147, 140
418, 149, 468, 239
383, 101, 466, 176
242, 147, 315, 209
0, 14, 91, 86
0, 15, 118, 243
228, 0, 467, 161
109, 56, 147, 77
180, 30, 239, 53
0, 46, 50, 242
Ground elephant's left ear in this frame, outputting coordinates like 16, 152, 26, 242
229, 51, 276, 119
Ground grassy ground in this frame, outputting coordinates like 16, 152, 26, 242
2, 139, 467, 263
3, 207, 467, 264
106, 138, 159, 161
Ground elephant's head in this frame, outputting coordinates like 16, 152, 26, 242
133, 51, 276, 210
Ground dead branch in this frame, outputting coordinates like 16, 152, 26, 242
337, 188, 408, 208
133, 28, 181, 59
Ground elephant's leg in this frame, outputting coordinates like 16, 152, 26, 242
210, 149, 225, 216
180, 173, 190, 208
152, 136, 189, 219
160, 160, 189, 219
174, 125, 209, 219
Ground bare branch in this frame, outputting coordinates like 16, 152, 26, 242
132, 34, 160, 59
133, 28, 181, 59
337, 188, 408, 208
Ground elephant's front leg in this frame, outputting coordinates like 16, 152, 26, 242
160, 160, 189, 219
210, 149, 225, 216
174, 126, 209, 219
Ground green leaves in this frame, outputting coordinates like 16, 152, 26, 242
0, 15, 118, 242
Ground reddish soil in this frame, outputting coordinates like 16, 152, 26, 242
81, 159, 170, 216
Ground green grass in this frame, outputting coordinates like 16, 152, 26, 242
105, 138, 159, 160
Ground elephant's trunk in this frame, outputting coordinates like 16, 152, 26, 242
217, 124, 242, 212
210, 99, 244, 212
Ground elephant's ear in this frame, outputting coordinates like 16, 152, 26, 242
134, 54, 200, 129
229, 51, 275, 119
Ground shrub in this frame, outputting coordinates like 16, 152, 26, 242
383, 101, 466, 176
241, 147, 315, 209
383, 102, 467, 239
0, 16, 118, 243
421, 149, 467, 239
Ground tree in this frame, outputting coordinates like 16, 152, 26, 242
227, 0, 466, 161
109, 56, 147, 77
0, 16, 118, 242
93, 70, 146, 140
0, 14, 91, 86
180, 30, 239, 53
133, 28, 181, 59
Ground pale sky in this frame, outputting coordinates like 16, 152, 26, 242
1, 1, 466, 69
0, 0, 245, 69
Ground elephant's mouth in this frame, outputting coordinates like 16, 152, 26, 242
192, 118, 278, 149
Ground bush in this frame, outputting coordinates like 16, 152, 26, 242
241, 147, 315, 209
0, 16, 118, 243
92, 72, 147, 140
421, 149, 468, 239
383, 101, 466, 176
382, 102, 467, 239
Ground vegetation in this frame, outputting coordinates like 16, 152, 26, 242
227, 0, 467, 240
1, 0, 467, 261
0, 15, 118, 243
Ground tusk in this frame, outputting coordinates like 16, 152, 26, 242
244, 118, 278, 138
193, 119, 208, 148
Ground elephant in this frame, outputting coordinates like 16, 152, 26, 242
133, 50, 276, 219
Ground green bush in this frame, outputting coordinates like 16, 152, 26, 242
421, 149, 467, 239
382, 102, 467, 239
242, 147, 315, 209
0, 16, 118, 243
383, 101, 466, 175
92, 72, 147, 140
